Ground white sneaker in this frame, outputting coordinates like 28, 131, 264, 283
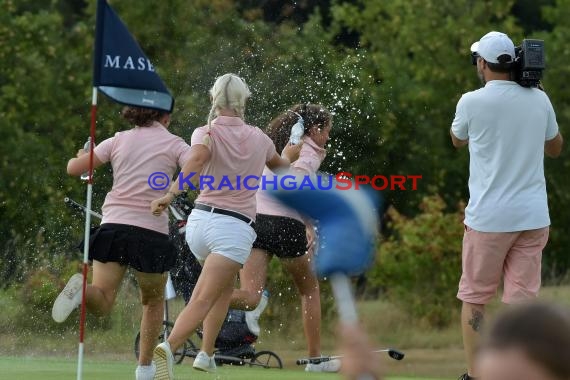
305, 359, 342, 373
153, 342, 174, 380
245, 289, 270, 336
193, 351, 216, 373
135, 362, 156, 380
52, 273, 83, 323
245, 311, 260, 336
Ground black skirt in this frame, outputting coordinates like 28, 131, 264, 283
84, 223, 176, 274
252, 214, 308, 258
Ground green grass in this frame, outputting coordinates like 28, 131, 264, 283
2, 284, 570, 379
0, 356, 447, 380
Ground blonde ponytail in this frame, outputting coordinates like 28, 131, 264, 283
203, 104, 217, 146
203, 73, 251, 146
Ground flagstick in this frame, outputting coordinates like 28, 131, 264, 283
77, 87, 98, 380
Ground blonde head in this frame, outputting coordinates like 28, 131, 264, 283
204, 73, 251, 145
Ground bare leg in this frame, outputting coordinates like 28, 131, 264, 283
462, 301, 485, 377
134, 271, 167, 366
281, 252, 321, 357
86, 260, 127, 316
166, 253, 241, 353
230, 248, 271, 310
201, 279, 235, 355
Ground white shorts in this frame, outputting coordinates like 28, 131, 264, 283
185, 209, 256, 265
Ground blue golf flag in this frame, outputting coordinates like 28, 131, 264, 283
93, 0, 174, 112
269, 179, 380, 277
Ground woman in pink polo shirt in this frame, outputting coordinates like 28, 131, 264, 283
230, 103, 338, 372
149, 73, 300, 379
52, 106, 192, 380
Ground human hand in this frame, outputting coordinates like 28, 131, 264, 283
282, 141, 303, 163
151, 194, 173, 216
76, 149, 88, 158
338, 322, 383, 380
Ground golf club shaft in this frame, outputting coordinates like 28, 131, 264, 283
64, 197, 102, 219
296, 349, 393, 365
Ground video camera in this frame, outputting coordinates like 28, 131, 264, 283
512, 39, 545, 87
471, 39, 545, 88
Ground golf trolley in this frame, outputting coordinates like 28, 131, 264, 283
133, 308, 282, 369
131, 194, 283, 369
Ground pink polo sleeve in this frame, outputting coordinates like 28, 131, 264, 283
263, 133, 277, 162
293, 147, 322, 175
190, 126, 208, 146
93, 134, 117, 164
174, 137, 192, 168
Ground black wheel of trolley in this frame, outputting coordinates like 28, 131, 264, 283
249, 350, 283, 369
134, 321, 195, 364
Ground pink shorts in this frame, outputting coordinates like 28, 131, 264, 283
457, 225, 549, 304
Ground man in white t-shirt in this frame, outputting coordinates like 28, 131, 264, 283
450, 31, 563, 380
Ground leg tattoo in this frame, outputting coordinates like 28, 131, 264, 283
468, 309, 484, 332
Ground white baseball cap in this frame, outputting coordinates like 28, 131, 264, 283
470, 31, 515, 63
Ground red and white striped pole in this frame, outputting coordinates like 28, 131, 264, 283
77, 87, 98, 380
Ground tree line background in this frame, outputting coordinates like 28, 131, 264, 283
1, 0, 569, 326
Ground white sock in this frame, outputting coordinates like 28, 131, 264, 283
251, 291, 269, 315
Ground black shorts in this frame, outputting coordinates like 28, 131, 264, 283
252, 214, 307, 259
86, 223, 176, 273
